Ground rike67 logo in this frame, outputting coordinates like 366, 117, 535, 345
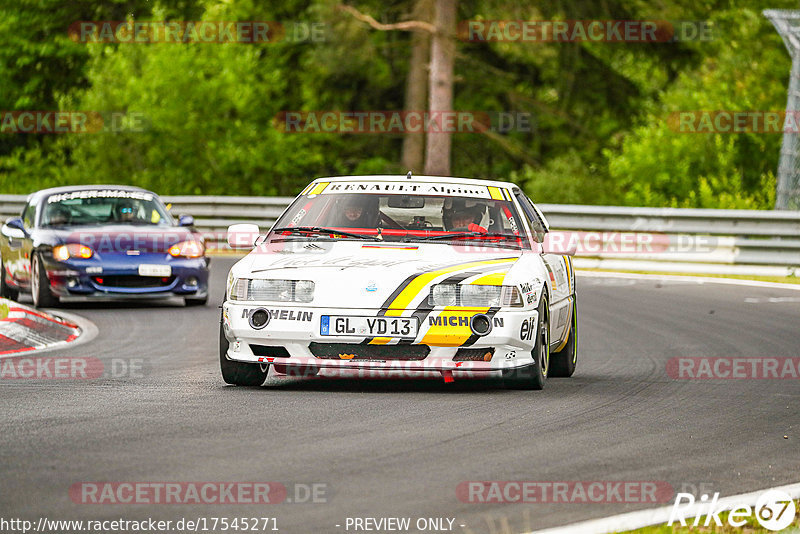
669, 490, 796, 531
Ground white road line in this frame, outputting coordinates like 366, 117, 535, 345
576, 270, 800, 291
527, 482, 800, 534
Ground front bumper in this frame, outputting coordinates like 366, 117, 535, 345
221, 301, 539, 375
42, 254, 209, 299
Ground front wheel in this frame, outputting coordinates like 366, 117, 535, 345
219, 316, 268, 386
31, 253, 58, 308
184, 295, 208, 307
549, 295, 577, 377
503, 297, 549, 390
0, 257, 19, 300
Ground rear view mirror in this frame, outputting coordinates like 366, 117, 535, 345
227, 223, 261, 249
387, 196, 425, 209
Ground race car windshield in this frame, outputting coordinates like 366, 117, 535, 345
42, 192, 173, 227
271, 188, 531, 249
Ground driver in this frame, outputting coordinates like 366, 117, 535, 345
337, 195, 379, 228
442, 199, 486, 232
115, 199, 139, 222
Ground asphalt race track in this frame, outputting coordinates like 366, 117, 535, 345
1, 257, 798, 534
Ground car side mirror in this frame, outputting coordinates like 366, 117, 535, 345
178, 214, 195, 227
540, 232, 577, 256
2, 217, 26, 239
227, 223, 261, 249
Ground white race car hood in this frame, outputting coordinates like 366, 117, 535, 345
232, 240, 523, 309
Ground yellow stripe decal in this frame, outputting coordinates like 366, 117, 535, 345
421, 306, 490, 347
488, 187, 504, 200
385, 258, 515, 313
309, 182, 329, 195
300, 183, 315, 195
469, 271, 507, 286
563, 255, 572, 294
369, 258, 516, 345
554, 308, 572, 352
501, 188, 512, 201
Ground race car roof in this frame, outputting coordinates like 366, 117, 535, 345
312, 175, 519, 189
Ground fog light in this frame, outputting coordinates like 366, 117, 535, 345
186, 276, 198, 287
248, 308, 271, 330
67, 277, 78, 288
470, 314, 492, 336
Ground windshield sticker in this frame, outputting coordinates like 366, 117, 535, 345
47, 190, 154, 203
320, 182, 492, 198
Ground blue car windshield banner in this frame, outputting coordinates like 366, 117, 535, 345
47, 190, 154, 204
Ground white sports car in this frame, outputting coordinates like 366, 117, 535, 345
220, 175, 577, 389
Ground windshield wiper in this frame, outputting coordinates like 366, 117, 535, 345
410, 231, 520, 242
271, 226, 381, 241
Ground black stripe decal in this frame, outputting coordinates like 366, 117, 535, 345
397, 271, 482, 345
461, 306, 501, 347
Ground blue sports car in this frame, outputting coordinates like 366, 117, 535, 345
0, 185, 209, 307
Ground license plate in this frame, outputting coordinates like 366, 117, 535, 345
321, 316, 418, 338
138, 264, 172, 277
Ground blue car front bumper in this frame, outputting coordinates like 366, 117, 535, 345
42, 252, 209, 299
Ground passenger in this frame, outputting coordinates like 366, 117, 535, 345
338, 196, 379, 228
46, 205, 70, 226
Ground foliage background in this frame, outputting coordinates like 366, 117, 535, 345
0, 0, 795, 207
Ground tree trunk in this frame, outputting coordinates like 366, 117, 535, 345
401, 0, 433, 174
424, 0, 456, 176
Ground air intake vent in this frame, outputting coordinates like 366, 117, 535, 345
309, 343, 429, 361
453, 348, 495, 362
249, 345, 291, 358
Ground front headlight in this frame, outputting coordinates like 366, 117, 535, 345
52, 244, 93, 261
168, 240, 205, 258
428, 284, 522, 307
229, 279, 315, 303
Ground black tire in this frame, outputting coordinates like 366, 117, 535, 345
219, 315, 268, 386
31, 253, 58, 308
503, 297, 549, 390
184, 295, 208, 306
549, 295, 578, 378
0, 257, 19, 300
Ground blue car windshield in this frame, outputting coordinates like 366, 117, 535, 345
41, 191, 173, 227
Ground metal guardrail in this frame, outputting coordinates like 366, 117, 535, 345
2, 195, 799, 269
